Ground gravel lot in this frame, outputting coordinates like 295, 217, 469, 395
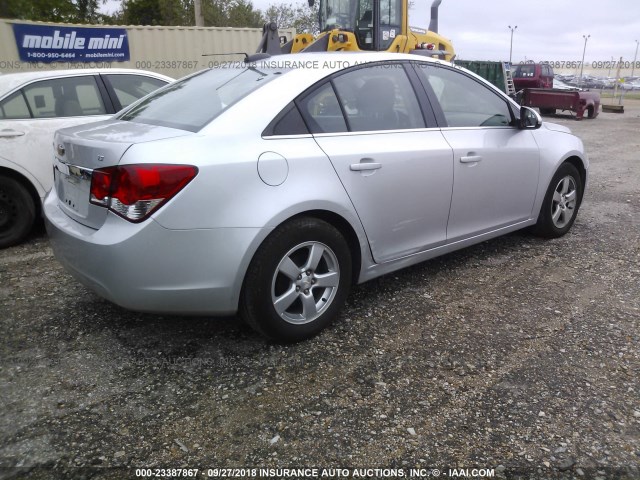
1, 99, 639, 480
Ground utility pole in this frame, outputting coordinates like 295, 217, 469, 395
194, 0, 204, 26
508, 25, 517, 65
578, 34, 590, 88
608, 56, 614, 77
632, 40, 639, 78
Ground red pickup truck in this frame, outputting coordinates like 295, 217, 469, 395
520, 88, 600, 120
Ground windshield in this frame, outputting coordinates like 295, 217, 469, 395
514, 65, 536, 78
118, 66, 285, 132
319, 0, 357, 31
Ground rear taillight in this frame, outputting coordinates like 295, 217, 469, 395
90, 164, 198, 222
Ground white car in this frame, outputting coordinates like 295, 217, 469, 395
621, 80, 640, 91
0, 68, 172, 248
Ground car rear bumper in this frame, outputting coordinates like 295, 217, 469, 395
44, 189, 265, 315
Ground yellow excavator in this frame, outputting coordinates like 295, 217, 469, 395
256, 0, 455, 61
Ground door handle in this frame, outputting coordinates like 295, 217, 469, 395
350, 162, 382, 171
460, 155, 482, 163
0, 129, 25, 138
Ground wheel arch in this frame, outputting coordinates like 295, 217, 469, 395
283, 209, 363, 286
0, 166, 42, 218
563, 155, 587, 203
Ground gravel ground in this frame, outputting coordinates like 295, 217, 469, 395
1, 99, 639, 480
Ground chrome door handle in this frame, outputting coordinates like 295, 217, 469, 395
460, 155, 482, 163
350, 162, 382, 171
0, 129, 25, 138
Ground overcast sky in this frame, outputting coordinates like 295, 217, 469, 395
405, 0, 640, 65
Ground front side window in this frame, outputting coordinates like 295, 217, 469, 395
0, 91, 30, 119
414, 64, 513, 128
332, 64, 425, 131
119, 66, 286, 132
22, 76, 106, 118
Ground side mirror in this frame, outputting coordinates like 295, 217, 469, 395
519, 105, 541, 129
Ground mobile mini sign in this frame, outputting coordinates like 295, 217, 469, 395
12, 24, 130, 63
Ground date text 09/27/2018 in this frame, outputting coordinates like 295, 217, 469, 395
531, 60, 640, 70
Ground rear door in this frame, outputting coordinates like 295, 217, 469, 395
413, 63, 540, 242
300, 62, 454, 263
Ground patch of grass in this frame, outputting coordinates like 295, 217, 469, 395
600, 91, 640, 100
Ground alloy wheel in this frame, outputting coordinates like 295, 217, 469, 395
270, 241, 340, 325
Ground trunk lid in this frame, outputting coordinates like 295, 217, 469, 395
53, 120, 190, 229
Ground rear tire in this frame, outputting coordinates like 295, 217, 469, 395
531, 163, 582, 239
0, 176, 36, 249
539, 108, 555, 115
240, 217, 352, 342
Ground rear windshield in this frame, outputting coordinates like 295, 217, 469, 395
118, 65, 287, 132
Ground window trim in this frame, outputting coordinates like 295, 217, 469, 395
95, 74, 117, 114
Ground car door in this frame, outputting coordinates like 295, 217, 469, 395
0, 75, 112, 198
413, 63, 540, 242
299, 62, 454, 264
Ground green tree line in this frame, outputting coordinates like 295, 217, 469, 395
0, 0, 317, 32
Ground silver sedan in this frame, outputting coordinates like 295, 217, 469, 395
44, 52, 588, 342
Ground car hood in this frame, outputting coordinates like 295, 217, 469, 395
542, 122, 571, 134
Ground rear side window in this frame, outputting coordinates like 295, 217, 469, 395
295, 62, 426, 134
264, 102, 309, 136
22, 76, 107, 118
332, 64, 425, 131
119, 66, 286, 132
297, 82, 347, 134
103, 74, 168, 110
0, 91, 30, 119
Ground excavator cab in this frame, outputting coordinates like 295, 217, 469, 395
318, 0, 404, 51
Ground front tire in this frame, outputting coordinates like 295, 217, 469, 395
532, 163, 582, 238
240, 217, 352, 342
0, 176, 36, 249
